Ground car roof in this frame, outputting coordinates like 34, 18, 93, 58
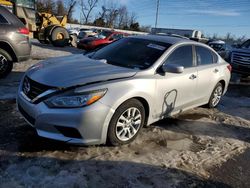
130, 34, 193, 45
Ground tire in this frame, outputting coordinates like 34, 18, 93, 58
107, 99, 145, 146
207, 82, 223, 108
0, 49, 13, 78
49, 27, 69, 47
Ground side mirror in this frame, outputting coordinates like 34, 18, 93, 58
162, 64, 184, 73
109, 37, 114, 41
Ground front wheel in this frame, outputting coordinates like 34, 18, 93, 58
0, 49, 13, 78
49, 27, 69, 47
107, 99, 145, 146
207, 83, 223, 108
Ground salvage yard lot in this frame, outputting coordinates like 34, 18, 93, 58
0, 41, 250, 187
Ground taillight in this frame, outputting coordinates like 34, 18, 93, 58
18, 27, 29, 35
227, 64, 232, 72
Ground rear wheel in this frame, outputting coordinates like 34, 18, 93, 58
0, 49, 13, 78
207, 83, 223, 108
49, 27, 69, 47
108, 99, 145, 146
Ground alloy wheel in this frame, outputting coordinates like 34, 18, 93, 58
0, 54, 8, 74
212, 85, 223, 107
115, 107, 142, 142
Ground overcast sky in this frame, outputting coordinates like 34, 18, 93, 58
74, 0, 250, 38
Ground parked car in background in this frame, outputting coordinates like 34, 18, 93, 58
77, 30, 96, 40
208, 40, 232, 61
0, 6, 31, 78
17, 35, 231, 146
68, 28, 98, 37
68, 28, 80, 36
230, 39, 250, 76
79, 28, 92, 32
92, 28, 103, 34
77, 30, 128, 51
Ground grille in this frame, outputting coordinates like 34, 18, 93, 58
232, 51, 250, 65
22, 76, 54, 100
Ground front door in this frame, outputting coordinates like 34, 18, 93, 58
155, 45, 198, 118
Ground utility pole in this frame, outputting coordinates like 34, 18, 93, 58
155, 0, 160, 28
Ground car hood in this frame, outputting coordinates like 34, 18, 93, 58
27, 54, 137, 88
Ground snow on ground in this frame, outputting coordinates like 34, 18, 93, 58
0, 41, 249, 187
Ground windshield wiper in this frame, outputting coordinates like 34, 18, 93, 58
107, 61, 142, 69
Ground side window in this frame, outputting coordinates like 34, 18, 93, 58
196, 46, 214, 65
0, 14, 8, 24
212, 51, 218, 63
165, 45, 193, 68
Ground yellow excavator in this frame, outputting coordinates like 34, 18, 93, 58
0, 0, 71, 47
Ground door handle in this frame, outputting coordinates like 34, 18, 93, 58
214, 69, 219, 73
189, 74, 197, 80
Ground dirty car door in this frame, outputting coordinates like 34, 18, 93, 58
155, 45, 198, 118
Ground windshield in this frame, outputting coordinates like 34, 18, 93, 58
15, 0, 35, 9
91, 37, 171, 70
241, 40, 250, 49
96, 31, 112, 39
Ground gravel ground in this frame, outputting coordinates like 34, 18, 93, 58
0, 41, 249, 187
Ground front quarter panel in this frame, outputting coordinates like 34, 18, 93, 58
74, 76, 157, 143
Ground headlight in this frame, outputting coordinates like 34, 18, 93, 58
45, 89, 107, 108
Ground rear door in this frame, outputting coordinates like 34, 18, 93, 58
195, 45, 220, 102
155, 45, 198, 118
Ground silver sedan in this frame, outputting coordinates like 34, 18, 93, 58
17, 35, 231, 145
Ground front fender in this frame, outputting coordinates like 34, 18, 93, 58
74, 77, 157, 144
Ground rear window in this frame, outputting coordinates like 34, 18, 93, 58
195, 46, 214, 65
0, 7, 25, 26
91, 37, 171, 69
0, 14, 8, 24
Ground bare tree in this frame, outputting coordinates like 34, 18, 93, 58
56, 0, 66, 16
99, 6, 108, 19
102, 1, 119, 28
37, 0, 56, 14
117, 6, 128, 28
129, 12, 137, 26
79, 0, 98, 24
65, 0, 77, 22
